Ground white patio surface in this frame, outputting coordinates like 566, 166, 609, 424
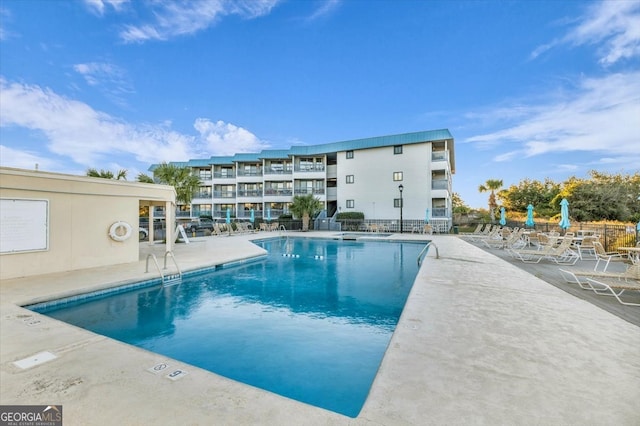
1, 232, 638, 425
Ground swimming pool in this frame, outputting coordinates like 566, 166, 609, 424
30, 238, 426, 417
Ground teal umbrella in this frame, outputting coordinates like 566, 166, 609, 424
425, 208, 430, 224
250, 209, 255, 223
559, 198, 570, 230
525, 204, 535, 227
266, 208, 271, 222
499, 207, 506, 226
226, 208, 231, 224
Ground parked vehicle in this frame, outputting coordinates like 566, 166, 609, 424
186, 218, 215, 233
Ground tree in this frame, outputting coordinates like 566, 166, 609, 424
152, 163, 201, 205
86, 168, 127, 180
288, 194, 323, 231
478, 179, 503, 222
552, 171, 640, 222
136, 173, 155, 183
498, 178, 560, 218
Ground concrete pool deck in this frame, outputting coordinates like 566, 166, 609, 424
1, 232, 639, 425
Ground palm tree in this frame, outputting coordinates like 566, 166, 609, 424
289, 194, 323, 231
152, 163, 201, 205
86, 168, 127, 180
478, 179, 503, 222
136, 173, 155, 184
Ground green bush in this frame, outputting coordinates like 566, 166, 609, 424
336, 212, 365, 220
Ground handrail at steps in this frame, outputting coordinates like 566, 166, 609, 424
162, 250, 182, 286
145, 253, 164, 281
417, 241, 439, 266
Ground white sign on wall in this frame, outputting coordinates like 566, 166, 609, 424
0, 198, 49, 254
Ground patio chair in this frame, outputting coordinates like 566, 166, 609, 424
510, 238, 578, 265
584, 277, 640, 306
460, 223, 484, 235
576, 235, 599, 260
593, 241, 626, 272
558, 264, 640, 291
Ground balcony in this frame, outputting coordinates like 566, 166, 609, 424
236, 189, 263, 197
294, 188, 325, 195
213, 191, 236, 199
431, 207, 449, 217
431, 179, 449, 190
264, 188, 293, 196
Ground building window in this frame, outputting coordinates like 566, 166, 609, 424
346, 175, 354, 184
394, 145, 403, 154
346, 150, 354, 159
346, 200, 355, 208
394, 198, 402, 208
393, 171, 403, 181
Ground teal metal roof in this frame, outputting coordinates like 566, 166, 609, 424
149, 129, 454, 170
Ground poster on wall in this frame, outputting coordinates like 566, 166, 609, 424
0, 198, 49, 254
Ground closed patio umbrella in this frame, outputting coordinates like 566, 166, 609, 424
250, 208, 255, 223
499, 207, 506, 226
525, 204, 535, 227
425, 208, 430, 224
559, 198, 570, 230
226, 208, 231, 224
266, 208, 271, 222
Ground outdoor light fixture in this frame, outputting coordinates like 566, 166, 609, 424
398, 184, 404, 234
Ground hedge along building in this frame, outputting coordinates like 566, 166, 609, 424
0, 167, 176, 280
151, 129, 455, 232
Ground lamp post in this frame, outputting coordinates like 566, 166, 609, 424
398, 184, 404, 234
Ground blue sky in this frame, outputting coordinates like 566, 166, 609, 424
1, 0, 639, 208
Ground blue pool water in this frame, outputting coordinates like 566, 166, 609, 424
31, 238, 425, 417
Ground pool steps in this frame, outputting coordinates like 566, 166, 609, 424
145, 251, 183, 286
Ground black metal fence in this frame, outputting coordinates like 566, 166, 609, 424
458, 221, 638, 252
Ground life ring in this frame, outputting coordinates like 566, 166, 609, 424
109, 221, 133, 242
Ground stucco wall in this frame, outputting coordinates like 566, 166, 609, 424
336, 143, 433, 220
0, 167, 175, 280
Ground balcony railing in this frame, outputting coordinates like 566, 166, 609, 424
432, 207, 449, 217
213, 172, 236, 179
264, 188, 293, 196
213, 191, 236, 198
264, 167, 293, 175
431, 179, 449, 190
431, 151, 448, 161
237, 189, 263, 197
294, 188, 325, 195
236, 169, 263, 177
294, 164, 325, 172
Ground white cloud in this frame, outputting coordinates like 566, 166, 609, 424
307, 0, 342, 21
464, 72, 640, 169
194, 119, 270, 155
119, 0, 282, 43
83, 0, 129, 16
0, 78, 271, 172
566, 0, 640, 65
0, 78, 194, 167
533, 0, 640, 66
73, 61, 134, 107
0, 145, 59, 171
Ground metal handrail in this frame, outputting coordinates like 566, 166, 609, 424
417, 242, 439, 266
145, 253, 164, 281
162, 251, 182, 286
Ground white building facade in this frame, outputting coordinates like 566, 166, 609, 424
153, 129, 455, 231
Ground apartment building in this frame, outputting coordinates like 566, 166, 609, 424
153, 129, 455, 230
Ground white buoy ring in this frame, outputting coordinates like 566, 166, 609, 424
109, 221, 133, 242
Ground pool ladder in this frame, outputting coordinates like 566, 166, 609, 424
146, 251, 183, 286
417, 241, 439, 266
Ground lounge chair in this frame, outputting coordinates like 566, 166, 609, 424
593, 241, 626, 272
510, 238, 578, 264
584, 277, 640, 306
576, 235, 599, 260
558, 264, 640, 291
460, 223, 484, 235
